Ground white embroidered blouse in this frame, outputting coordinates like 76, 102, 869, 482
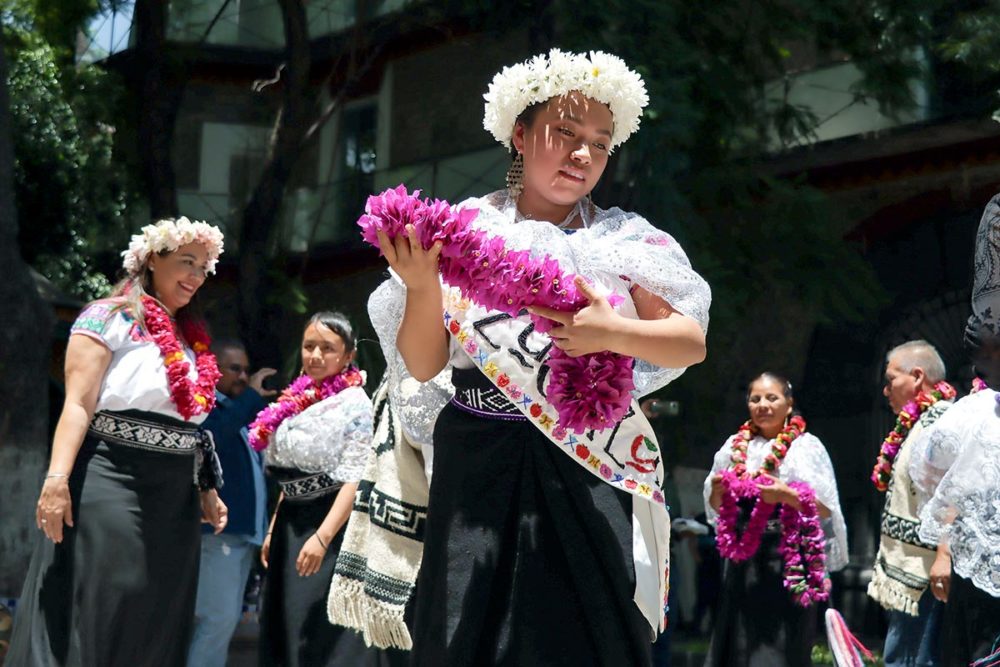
265, 385, 373, 483
702, 431, 849, 571
70, 300, 207, 424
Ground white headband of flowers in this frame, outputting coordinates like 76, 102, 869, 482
121, 217, 225, 276
483, 48, 649, 152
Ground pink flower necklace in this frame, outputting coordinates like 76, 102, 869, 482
357, 185, 634, 433
870, 380, 956, 492
248, 366, 364, 451
141, 295, 220, 420
715, 415, 829, 607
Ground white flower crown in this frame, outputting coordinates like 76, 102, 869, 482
483, 49, 649, 152
121, 217, 225, 276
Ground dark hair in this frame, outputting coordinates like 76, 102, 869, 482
509, 101, 546, 159
745, 372, 794, 402
210, 338, 246, 357
306, 311, 356, 353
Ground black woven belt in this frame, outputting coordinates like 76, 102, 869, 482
279, 472, 342, 500
450, 386, 527, 421
88, 410, 199, 454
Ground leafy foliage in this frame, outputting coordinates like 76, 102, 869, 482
5, 31, 135, 300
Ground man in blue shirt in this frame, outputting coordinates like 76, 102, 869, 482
187, 340, 276, 667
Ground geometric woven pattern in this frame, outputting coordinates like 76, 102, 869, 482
278, 472, 341, 501
354, 479, 426, 542
88, 410, 198, 454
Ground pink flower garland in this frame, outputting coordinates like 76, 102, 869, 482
358, 185, 635, 433
248, 366, 364, 451
141, 296, 220, 420
779, 482, 830, 606
713, 422, 830, 607
714, 470, 775, 562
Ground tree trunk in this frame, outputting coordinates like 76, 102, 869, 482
132, 0, 181, 218
0, 28, 54, 595
237, 0, 312, 367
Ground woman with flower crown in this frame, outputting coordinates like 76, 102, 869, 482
250, 311, 390, 667
702, 372, 848, 666
8, 218, 229, 666
361, 50, 711, 666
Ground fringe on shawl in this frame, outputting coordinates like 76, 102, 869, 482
867, 565, 924, 617
327, 574, 413, 650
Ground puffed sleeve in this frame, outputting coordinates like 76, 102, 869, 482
334, 388, 374, 483
782, 434, 849, 571
70, 301, 133, 351
575, 210, 712, 396
909, 396, 976, 520
702, 437, 736, 524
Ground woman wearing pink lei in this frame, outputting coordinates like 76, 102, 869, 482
703, 372, 848, 667
252, 312, 393, 667
367, 49, 711, 666
8, 218, 228, 666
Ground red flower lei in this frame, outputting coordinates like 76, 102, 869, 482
870, 380, 956, 492
141, 295, 220, 420
729, 415, 808, 479
248, 366, 365, 451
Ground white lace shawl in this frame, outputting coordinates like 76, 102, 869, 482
366, 189, 712, 451
702, 432, 849, 572
265, 385, 372, 482
911, 389, 1000, 596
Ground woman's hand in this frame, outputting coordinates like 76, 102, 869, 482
755, 474, 801, 509
930, 543, 951, 602
708, 474, 726, 510
295, 533, 330, 577
36, 477, 74, 543
529, 277, 622, 357
200, 489, 229, 534
376, 224, 442, 292
261, 532, 272, 569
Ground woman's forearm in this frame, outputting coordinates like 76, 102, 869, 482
397, 286, 449, 382
607, 314, 706, 368
317, 482, 358, 544
47, 402, 95, 475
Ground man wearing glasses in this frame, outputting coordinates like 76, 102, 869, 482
187, 340, 277, 667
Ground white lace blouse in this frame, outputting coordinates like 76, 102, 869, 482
70, 300, 207, 424
265, 385, 372, 483
367, 189, 712, 447
702, 431, 849, 571
910, 389, 1000, 596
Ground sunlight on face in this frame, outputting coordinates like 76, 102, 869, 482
148, 241, 210, 314
513, 91, 614, 212
301, 322, 353, 382
883, 355, 919, 414
747, 376, 793, 437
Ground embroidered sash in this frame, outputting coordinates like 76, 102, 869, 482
443, 286, 671, 634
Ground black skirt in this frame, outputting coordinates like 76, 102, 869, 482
704, 526, 817, 667
410, 368, 652, 667
8, 411, 202, 667
940, 567, 1000, 666
260, 470, 399, 667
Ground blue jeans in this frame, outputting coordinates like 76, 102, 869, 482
884, 588, 943, 667
186, 533, 255, 667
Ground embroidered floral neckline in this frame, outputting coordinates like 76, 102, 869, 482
141, 295, 220, 420
870, 380, 956, 492
248, 366, 364, 451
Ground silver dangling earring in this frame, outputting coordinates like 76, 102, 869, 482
506, 153, 524, 201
